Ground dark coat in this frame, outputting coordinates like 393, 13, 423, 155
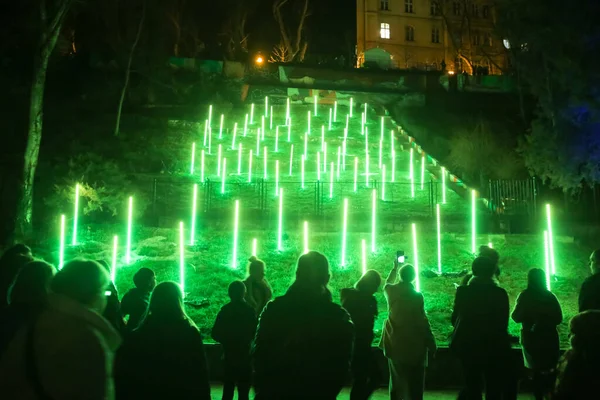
0, 303, 42, 358
450, 277, 510, 360
243, 277, 272, 316
253, 284, 354, 400
340, 287, 377, 349
120, 288, 150, 333
114, 316, 211, 400
512, 288, 562, 370
103, 282, 125, 335
212, 300, 258, 363
578, 273, 600, 312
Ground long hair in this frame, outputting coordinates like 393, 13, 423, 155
146, 281, 190, 324
291, 251, 330, 298
527, 268, 547, 292
247, 256, 266, 277
51, 259, 109, 306
355, 270, 382, 294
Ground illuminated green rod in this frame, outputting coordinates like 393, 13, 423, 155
208, 124, 212, 154
289, 145, 294, 176
329, 162, 334, 198
412, 223, 421, 292
544, 230, 551, 290
354, 157, 358, 192
59, 214, 66, 270
244, 114, 248, 137
365, 127, 369, 155
301, 155, 305, 189
314, 95, 318, 116
179, 221, 185, 297
208, 105, 213, 128
252, 238, 257, 257
364, 102, 367, 116
380, 116, 384, 142
410, 148, 415, 198
345, 115, 349, 131
72, 183, 79, 246
546, 204, 556, 275
441, 167, 447, 204
365, 154, 370, 187
361, 112, 365, 135
270, 106, 273, 129
275, 160, 280, 195
304, 132, 308, 160
381, 165, 386, 200
321, 126, 325, 151
221, 158, 227, 194
201, 150, 205, 182
349, 97, 353, 117
328, 108, 333, 130
250, 103, 255, 124
334, 101, 338, 122
371, 189, 376, 252
231, 123, 238, 149
219, 114, 224, 139
256, 129, 261, 156
126, 196, 133, 264
275, 126, 279, 152
287, 120, 291, 142
248, 150, 253, 183
361, 239, 367, 275
307, 111, 311, 135
263, 146, 268, 180
488, 242, 493, 248
217, 144, 222, 176
277, 188, 283, 251
342, 140, 347, 171
265, 96, 268, 117
421, 156, 425, 190
232, 200, 240, 269
303, 221, 309, 254
237, 144, 243, 175
285, 97, 290, 124
471, 190, 477, 254
203, 120, 208, 147
391, 149, 396, 182
436, 204, 442, 275
378, 140, 383, 169
341, 198, 348, 267
111, 235, 118, 284
190, 184, 198, 245
317, 152, 321, 181
190, 142, 196, 174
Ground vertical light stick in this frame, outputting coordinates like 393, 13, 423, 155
371, 189, 376, 252
221, 158, 227, 194
365, 127, 369, 155
231, 123, 237, 149
126, 196, 133, 264
190, 143, 196, 174
179, 221, 185, 297
244, 114, 248, 137
289, 145, 294, 176
208, 105, 213, 128
208, 124, 212, 154
361, 112, 365, 135
341, 198, 348, 267
380, 116, 384, 142
203, 120, 208, 146
232, 200, 239, 269
219, 114, 224, 139
275, 160, 280, 195
314, 95, 318, 116
200, 150, 205, 182
59, 214, 65, 270
471, 190, 477, 254
441, 167, 447, 204
391, 149, 396, 182
304, 132, 308, 160
334, 101, 338, 122
217, 144, 222, 176
546, 204, 556, 276
111, 235, 118, 284
488, 242, 493, 248
409, 148, 415, 198
328, 109, 333, 130
350, 97, 354, 117
307, 111, 311, 135
303, 221, 309, 254
354, 157, 358, 192
287, 120, 291, 142
72, 183, 79, 246
277, 188, 283, 251
421, 156, 425, 190
248, 150, 253, 183
342, 140, 347, 171
237, 144, 243, 175
412, 223, 421, 292
544, 230, 551, 290
365, 154, 370, 187
381, 165, 386, 200
286, 97, 290, 124
361, 239, 367, 275
252, 238, 257, 257
270, 106, 273, 129
436, 204, 442, 275
301, 155, 305, 189
263, 146, 268, 180
345, 115, 349, 131
265, 96, 268, 117
190, 184, 198, 245
329, 162, 334, 198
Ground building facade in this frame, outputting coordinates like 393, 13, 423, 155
356, 0, 507, 74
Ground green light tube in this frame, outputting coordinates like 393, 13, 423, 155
378, 140, 383, 169
365, 126, 369, 156
111, 235, 118, 284
323, 142, 328, 172
366, 154, 370, 188
287, 120, 291, 142
232, 123, 237, 150
190, 184, 198, 245
361, 239, 367, 275
190, 142, 196, 175
219, 114, 224, 139
329, 161, 334, 198
344, 127, 348, 143
390, 130, 394, 157
265, 96, 268, 117
328, 108, 332, 130
442, 166, 447, 204
308, 111, 311, 135
380, 116, 384, 143
221, 158, 227, 194
361, 112, 365, 135
250, 103, 254, 124
237, 144, 243, 175
270, 106, 273, 129
381, 165, 386, 200
391, 149, 396, 182
248, 150, 253, 183
321, 125, 325, 151
244, 114, 248, 137
421, 156, 425, 190
350, 97, 353, 117
289, 144, 294, 176
277, 188, 283, 251
345, 115, 349, 131
341, 198, 348, 267
546, 204, 556, 275
371, 189, 376, 252
488, 242, 493, 248
342, 140, 347, 171
336, 147, 341, 180
201, 150, 205, 182
304, 132, 308, 160
217, 144, 222, 177
261, 115, 265, 139
354, 157, 358, 192
263, 146, 268, 180
256, 129, 261, 156
285, 97, 290, 124
471, 190, 476, 254
72, 183, 79, 246
412, 223, 421, 292
364, 102, 367, 116
232, 200, 240, 269
303, 221, 309, 254
275, 126, 279, 153
252, 238, 257, 257
410, 148, 415, 198
317, 152, 321, 181
208, 105, 213, 128
275, 160, 280, 195
203, 120, 208, 147
59, 214, 65, 270
208, 124, 212, 154
301, 155, 305, 189
436, 204, 442, 275
544, 230, 551, 290
179, 221, 185, 297
314, 95, 318, 116
334, 101, 338, 122
126, 196, 133, 264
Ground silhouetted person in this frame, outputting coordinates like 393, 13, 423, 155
0, 261, 55, 357
554, 310, 600, 399
253, 251, 354, 400
0, 259, 121, 399
121, 267, 156, 332
450, 256, 511, 400
578, 249, 600, 312
0, 244, 34, 309
97, 260, 126, 334
341, 270, 382, 400
244, 256, 272, 316
115, 281, 211, 400
212, 280, 258, 400
512, 268, 562, 400
381, 264, 436, 400
458, 245, 501, 287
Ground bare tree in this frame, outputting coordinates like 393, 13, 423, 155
17, 0, 75, 239
269, 42, 290, 63
272, 0, 310, 62
221, 5, 250, 61
433, 0, 474, 73
114, 0, 146, 137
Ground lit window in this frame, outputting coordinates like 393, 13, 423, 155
482, 5, 490, 18
405, 0, 414, 13
380, 23, 391, 39
405, 25, 415, 41
453, 2, 461, 15
381, 0, 389, 10
431, 27, 440, 43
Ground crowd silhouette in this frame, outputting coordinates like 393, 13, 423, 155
0, 243, 598, 400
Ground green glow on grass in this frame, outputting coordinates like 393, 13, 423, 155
72, 183, 79, 246
190, 184, 198, 245
287, 120, 291, 142
412, 223, 421, 292
421, 156, 425, 190
334, 101, 338, 122
59, 214, 65, 270
381, 165, 386, 200
208, 105, 213, 127
219, 114, 224, 139
217, 144, 222, 177
126, 196, 133, 264
544, 230, 551, 290
270, 106, 273, 130
201, 150, 205, 182
436, 204, 442, 275
392, 149, 396, 182
244, 114, 248, 137
263, 146, 268, 180
321, 126, 325, 151
488, 242, 493, 248
277, 188, 283, 251
275, 160, 280, 195
329, 161, 334, 198
471, 190, 476, 254
286, 97, 290, 125
410, 148, 415, 198
380, 116, 384, 143
111, 235, 118, 284
237, 144, 243, 175
261, 116, 265, 139
364, 102, 367, 115
275, 126, 280, 153
366, 154, 370, 187
361, 239, 367, 275
303, 221, 309, 254
328, 108, 333, 130
371, 189, 376, 252
354, 157, 358, 192
314, 95, 318, 116
265, 96, 268, 117
350, 97, 353, 117
342, 140, 347, 171
336, 147, 341, 180
323, 142, 328, 172
361, 112, 365, 135
221, 158, 227, 194
232, 200, 240, 269
378, 140, 383, 169
289, 145, 294, 176
252, 238, 257, 257
441, 166, 447, 204
317, 152, 321, 181
203, 120, 208, 147
301, 155, 305, 189
341, 198, 348, 267
179, 221, 185, 297
304, 132, 308, 160
248, 150, 253, 183
546, 204, 556, 275
190, 143, 196, 175
308, 111, 311, 135
250, 103, 254, 124
232, 123, 238, 150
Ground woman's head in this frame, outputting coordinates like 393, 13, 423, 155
295, 251, 330, 290
355, 270, 382, 295
472, 256, 496, 279
247, 256, 266, 281
133, 268, 156, 292
8, 260, 56, 305
148, 281, 186, 321
51, 259, 110, 313
399, 264, 416, 283
527, 268, 547, 291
